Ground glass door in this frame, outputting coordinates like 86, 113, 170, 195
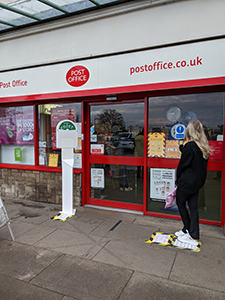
86, 100, 145, 211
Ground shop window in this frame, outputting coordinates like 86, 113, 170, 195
38, 103, 81, 167
0, 106, 34, 165
147, 92, 224, 221
90, 163, 143, 205
90, 103, 144, 157
148, 92, 224, 160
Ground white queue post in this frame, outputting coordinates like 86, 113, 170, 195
56, 120, 77, 217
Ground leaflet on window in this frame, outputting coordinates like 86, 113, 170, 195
91, 168, 105, 189
150, 168, 175, 202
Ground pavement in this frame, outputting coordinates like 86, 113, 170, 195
0, 198, 225, 300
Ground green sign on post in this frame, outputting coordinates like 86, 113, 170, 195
59, 121, 76, 131
15, 148, 22, 161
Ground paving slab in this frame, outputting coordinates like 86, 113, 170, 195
43, 215, 106, 235
10, 205, 59, 224
0, 239, 61, 282
34, 228, 109, 258
133, 215, 169, 228
3, 198, 59, 214
0, 274, 63, 300
118, 271, 225, 300
77, 218, 125, 238
170, 235, 225, 292
90, 219, 156, 243
93, 239, 176, 278
199, 223, 225, 240
31, 254, 133, 300
80, 207, 139, 224
1, 199, 22, 214
134, 216, 188, 238
15, 223, 57, 245
97, 221, 159, 244
0, 220, 37, 241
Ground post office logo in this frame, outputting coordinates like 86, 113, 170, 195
66, 65, 90, 87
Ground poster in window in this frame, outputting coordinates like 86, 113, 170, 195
74, 153, 82, 168
91, 168, 105, 189
51, 106, 76, 150
209, 141, 223, 160
147, 132, 165, 157
91, 144, 104, 155
150, 168, 175, 202
0, 107, 34, 145
0, 107, 16, 144
14, 148, 22, 161
48, 153, 59, 167
75, 123, 82, 151
165, 140, 179, 158
16, 106, 34, 145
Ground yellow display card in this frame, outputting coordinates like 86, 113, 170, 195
48, 153, 59, 167
148, 132, 165, 157
165, 140, 179, 158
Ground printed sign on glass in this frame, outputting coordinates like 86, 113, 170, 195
165, 140, 179, 158
0, 106, 34, 145
91, 144, 104, 155
91, 168, 104, 189
147, 132, 165, 157
150, 168, 175, 202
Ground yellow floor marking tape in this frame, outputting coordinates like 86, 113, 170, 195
145, 231, 201, 252
51, 213, 73, 222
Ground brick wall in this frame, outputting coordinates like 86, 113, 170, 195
0, 169, 81, 206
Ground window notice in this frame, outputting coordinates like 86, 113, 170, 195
91, 168, 104, 189
150, 168, 175, 202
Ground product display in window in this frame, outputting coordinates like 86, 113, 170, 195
38, 103, 82, 167
0, 106, 34, 165
0, 106, 34, 145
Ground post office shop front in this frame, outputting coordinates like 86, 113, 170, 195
0, 37, 225, 232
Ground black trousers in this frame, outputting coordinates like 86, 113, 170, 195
176, 187, 199, 239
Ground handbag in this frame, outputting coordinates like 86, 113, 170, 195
165, 187, 177, 209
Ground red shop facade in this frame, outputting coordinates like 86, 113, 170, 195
0, 38, 225, 230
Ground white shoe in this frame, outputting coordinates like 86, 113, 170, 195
175, 229, 188, 237
178, 234, 198, 246
120, 187, 124, 191
124, 187, 133, 192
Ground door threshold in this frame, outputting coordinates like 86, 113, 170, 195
84, 204, 143, 215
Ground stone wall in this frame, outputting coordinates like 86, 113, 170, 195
0, 169, 81, 206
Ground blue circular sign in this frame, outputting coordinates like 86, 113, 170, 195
170, 123, 186, 139
177, 125, 184, 133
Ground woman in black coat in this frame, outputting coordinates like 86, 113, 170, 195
175, 120, 210, 246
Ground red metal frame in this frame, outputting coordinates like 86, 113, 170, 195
0, 101, 83, 174
0, 79, 224, 227
84, 99, 146, 211
88, 198, 144, 212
